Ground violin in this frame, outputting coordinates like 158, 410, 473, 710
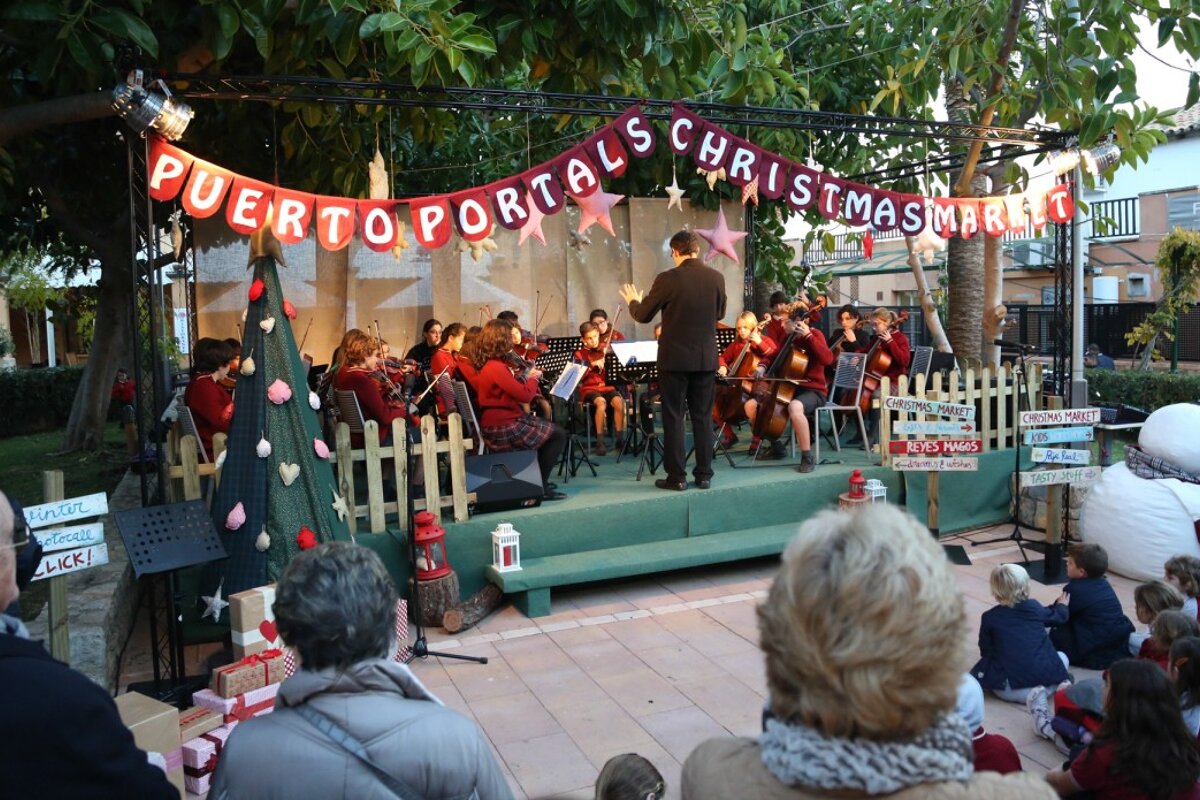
503, 350, 542, 382
513, 335, 549, 361
751, 296, 830, 442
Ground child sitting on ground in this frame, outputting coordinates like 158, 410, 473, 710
1129, 580, 1184, 655
1047, 543, 1135, 670
1142, 610, 1200, 671
594, 753, 665, 800
956, 674, 1022, 774
973, 563, 1070, 703
1165, 554, 1200, 620
1170, 636, 1200, 737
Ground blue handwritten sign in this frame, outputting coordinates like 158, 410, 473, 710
34, 522, 105, 553
1022, 426, 1094, 445
24, 493, 108, 530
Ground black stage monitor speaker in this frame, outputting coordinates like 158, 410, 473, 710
466, 451, 543, 514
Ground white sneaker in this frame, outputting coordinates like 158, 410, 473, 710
1025, 687, 1054, 739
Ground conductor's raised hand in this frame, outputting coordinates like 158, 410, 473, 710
619, 283, 643, 305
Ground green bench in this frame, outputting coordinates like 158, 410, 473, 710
483, 522, 798, 617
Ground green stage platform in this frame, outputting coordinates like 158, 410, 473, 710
351, 437, 1027, 616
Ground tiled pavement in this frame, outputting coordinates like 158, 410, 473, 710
399, 525, 1125, 799
155, 523, 1132, 799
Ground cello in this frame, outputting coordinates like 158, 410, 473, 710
854, 310, 910, 415
713, 315, 772, 425
751, 296, 829, 442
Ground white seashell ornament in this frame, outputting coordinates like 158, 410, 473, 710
309, 391, 320, 411
225, 502, 246, 530
240, 355, 256, 376
259, 316, 276, 334
256, 436, 272, 458
255, 527, 271, 552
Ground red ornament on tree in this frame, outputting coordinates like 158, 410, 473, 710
296, 526, 318, 550
282, 299, 298, 321
248, 278, 265, 301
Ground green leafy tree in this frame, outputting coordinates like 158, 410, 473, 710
1126, 227, 1200, 369
1, 252, 65, 363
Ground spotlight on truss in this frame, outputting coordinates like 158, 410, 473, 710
111, 72, 193, 141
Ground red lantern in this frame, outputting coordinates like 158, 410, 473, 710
848, 469, 866, 499
413, 511, 452, 580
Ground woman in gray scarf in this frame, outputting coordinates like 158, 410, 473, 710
681, 504, 1056, 799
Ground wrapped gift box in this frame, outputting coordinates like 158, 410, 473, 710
182, 724, 235, 796
228, 584, 282, 659
115, 691, 185, 798
209, 649, 286, 698
178, 707, 222, 742
193, 683, 279, 724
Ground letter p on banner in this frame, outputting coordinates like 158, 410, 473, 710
409, 196, 452, 249
148, 139, 193, 201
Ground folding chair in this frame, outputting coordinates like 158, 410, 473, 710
178, 406, 209, 464
814, 352, 873, 464
451, 380, 486, 455
334, 390, 367, 438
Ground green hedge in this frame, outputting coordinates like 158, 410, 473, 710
0, 366, 85, 437
1087, 368, 1200, 412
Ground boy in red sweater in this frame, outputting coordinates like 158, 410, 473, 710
754, 314, 832, 472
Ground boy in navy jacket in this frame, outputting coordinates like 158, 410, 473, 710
1047, 543, 1134, 670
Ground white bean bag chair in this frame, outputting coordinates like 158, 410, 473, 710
1079, 403, 1200, 581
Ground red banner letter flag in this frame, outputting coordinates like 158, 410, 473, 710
359, 200, 401, 252
488, 177, 529, 231
225, 177, 274, 236
181, 160, 233, 219
615, 104, 656, 158
450, 189, 494, 241
522, 165, 566, 216
668, 104, 705, 156
1045, 183, 1074, 224
148, 139, 193, 201
584, 128, 629, 179
271, 189, 315, 245
315, 196, 357, 251
408, 196, 452, 250
555, 146, 601, 198
724, 138, 762, 187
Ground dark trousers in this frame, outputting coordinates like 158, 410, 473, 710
538, 425, 567, 488
659, 369, 716, 482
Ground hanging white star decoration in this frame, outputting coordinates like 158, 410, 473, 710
697, 166, 727, 191
696, 207, 749, 264
331, 487, 349, 523
201, 579, 229, 622
665, 163, 685, 211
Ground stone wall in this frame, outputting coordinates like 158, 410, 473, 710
1013, 469, 1092, 535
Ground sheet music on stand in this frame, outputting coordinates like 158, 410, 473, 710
551, 362, 587, 401
536, 336, 580, 383
715, 326, 737, 352
611, 340, 659, 385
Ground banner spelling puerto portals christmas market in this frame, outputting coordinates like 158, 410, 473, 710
146, 100, 1076, 253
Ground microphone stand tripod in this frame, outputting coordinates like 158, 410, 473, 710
393, 418, 488, 665
971, 344, 1044, 565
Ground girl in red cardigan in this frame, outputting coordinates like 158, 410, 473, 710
332, 329, 407, 447
183, 338, 234, 461
469, 320, 566, 501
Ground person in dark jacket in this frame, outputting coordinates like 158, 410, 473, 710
620, 230, 727, 492
1048, 543, 1135, 670
972, 563, 1070, 703
0, 490, 177, 800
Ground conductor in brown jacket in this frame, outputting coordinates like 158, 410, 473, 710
620, 230, 727, 491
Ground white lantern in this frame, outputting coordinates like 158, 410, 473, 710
865, 479, 887, 503
491, 522, 521, 573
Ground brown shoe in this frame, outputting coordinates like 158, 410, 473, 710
593, 441, 607, 456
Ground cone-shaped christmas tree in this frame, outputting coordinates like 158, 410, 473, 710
204, 232, 349, 605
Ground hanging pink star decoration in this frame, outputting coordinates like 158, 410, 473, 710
696, 207, 749, 264
570, 189, 624, 236
518, 199, 547, 247
741, 177, 760, 207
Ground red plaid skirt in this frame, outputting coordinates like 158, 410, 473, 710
482, 414, 554, 452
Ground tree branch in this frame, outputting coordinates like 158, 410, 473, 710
954, 0, 1028, 197
0, 92, 115, 147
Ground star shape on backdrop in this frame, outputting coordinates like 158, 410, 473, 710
697, 166, 727, 191
571, 189, 625, 236
665, 175, 685, 211
518, 200, 548, 246
331, 487, 349, 523
696, 207, 749, 264
201, 579, 229, 622
741, 177, 760, 207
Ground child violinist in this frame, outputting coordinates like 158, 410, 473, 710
717, 311, 777, 449
331, 329, 409, 447
867, 307, 912, 381
574, 321, 626, 456
430, 322, 467, 417
754, 309, 833, 472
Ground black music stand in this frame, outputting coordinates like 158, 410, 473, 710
115, 500, 227, 705
613, 354, 653, 462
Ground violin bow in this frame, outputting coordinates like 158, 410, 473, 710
601, 305, 622, 353
297, 317, 314, 353
534, 294, 553, 335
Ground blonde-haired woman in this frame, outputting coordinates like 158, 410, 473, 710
973, 563, 1070, 704
681, 505, 1055, 799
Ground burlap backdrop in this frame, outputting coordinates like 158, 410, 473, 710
195, 198, 746, 363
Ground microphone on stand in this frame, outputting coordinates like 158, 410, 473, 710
994, 339, 1035, 352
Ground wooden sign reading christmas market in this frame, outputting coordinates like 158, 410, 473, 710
1018, 408, 1102, 427
882, 396, 976, 420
